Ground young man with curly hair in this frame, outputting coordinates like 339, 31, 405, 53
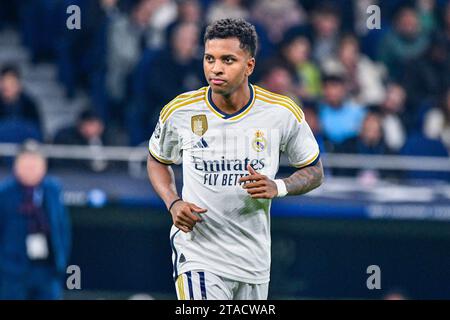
147, 18, 323, 300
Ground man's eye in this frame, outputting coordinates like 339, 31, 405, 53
205, 56, 213, 62
224, 58, 234, 64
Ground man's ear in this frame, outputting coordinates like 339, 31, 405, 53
246, 57, 256, 77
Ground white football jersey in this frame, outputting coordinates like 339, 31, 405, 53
149, 84, 320, 284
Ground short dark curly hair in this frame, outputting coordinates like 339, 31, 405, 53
204, 18, 258, 57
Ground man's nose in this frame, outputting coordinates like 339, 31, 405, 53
211, 61, 224, 74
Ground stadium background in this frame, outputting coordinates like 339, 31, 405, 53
0, 0, 450, 299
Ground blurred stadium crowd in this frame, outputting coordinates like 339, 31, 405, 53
0, 0, 449, 179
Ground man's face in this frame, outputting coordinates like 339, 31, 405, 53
79, 119, 104, 140
263, 67, 293, 95
14, 153, 47, 187
339, 40, 359, 67
204, 37, 255, 96
284, 37, 310, 65
133, 0, 156, 27
180, 0, 201, 23
323, 81, 346, 107
313, 13, 339, 38
0, 73, 21, 102
172, 23, 199, 62
360, 114, 382, 144
383, 84, 406, 113
396, 9, 419, 37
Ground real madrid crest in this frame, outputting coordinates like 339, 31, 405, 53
252, 130, 267, 152
191, 114, 208, 136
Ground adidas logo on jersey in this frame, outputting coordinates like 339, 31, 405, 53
193, 137, 208, 149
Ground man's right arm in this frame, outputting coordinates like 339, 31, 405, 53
147, 154, 180, 209
147, 155, 206, 233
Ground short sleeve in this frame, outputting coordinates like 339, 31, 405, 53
148, 116, 182, 165
282, 116, 320, 168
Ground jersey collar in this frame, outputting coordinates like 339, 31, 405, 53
205, 83, 256, 121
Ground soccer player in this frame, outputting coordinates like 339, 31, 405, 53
147, 18, 323, 300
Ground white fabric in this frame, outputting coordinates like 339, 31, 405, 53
175, 270, 269, 300
382, 114, 406, 151
273, 179, 288, 197
423, 108, 450, 151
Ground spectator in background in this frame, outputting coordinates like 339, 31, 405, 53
433, 0, 450, 84
53, 109, 110, 172
416, 0, 438, 35
423, 88, 450, 153
145, 0, 179, 50
127, 22, 203, 145
335, 111, 391, 179
206, 0, 249, 24
378, 5, 430, 81
303, 102, 326, 154
442, 1, 450, 45
322, 34, 386, 106
310, 2, 342, 65
257, 61, 299, 103
251, 0, 306, 45
279, 32, 322, 100
175, 0, 202, 24
165, 0, 203, 44
0, 65, 42, 136
337, 111, 390, 155
318, 74, 366, 151
376, 83, 407, 152
56, 0, 120, 101
106, 0, 158, 119
0, 141, 71, 299
402, 1, 450, 107
402, 32, 449, 108
18, 0, 61, 63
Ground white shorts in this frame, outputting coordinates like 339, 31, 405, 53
175, 270, 269, 300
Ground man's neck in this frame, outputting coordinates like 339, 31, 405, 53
211, 82, 250, 115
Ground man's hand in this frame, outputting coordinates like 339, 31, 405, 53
170, 200, 207, 233
239, 164, 278, 199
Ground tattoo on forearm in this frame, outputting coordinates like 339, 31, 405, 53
283, 160, 324, 195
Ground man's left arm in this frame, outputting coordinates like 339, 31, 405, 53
240, 160, 324, 199
283, 159, 324, 195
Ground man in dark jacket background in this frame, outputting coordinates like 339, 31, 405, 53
0, 65, 42, 136
0, 141, 71, 299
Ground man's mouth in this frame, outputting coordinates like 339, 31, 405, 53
210, 78, 226, 85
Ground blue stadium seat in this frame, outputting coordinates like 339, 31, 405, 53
400, 133, 450, 181
0, 119, 42, 143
